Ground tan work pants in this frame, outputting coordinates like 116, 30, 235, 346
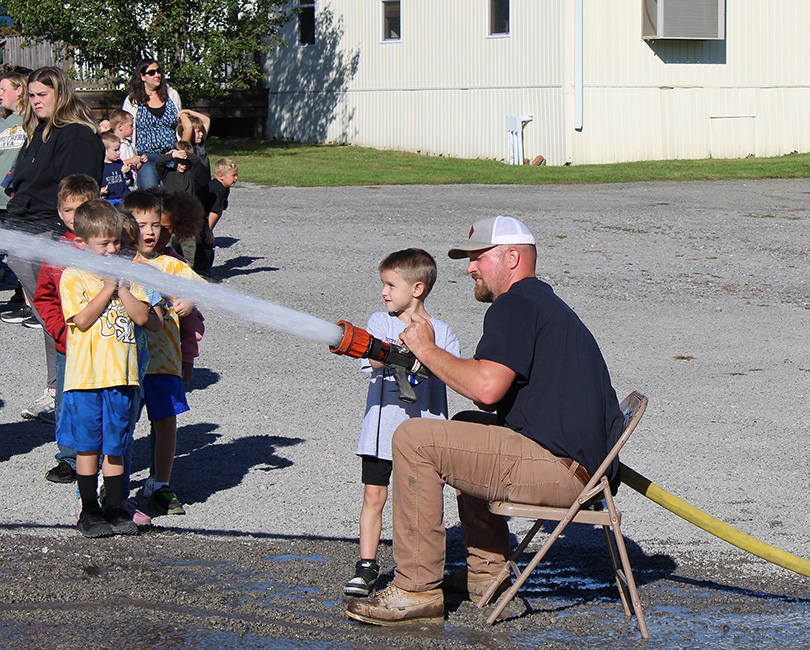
391, 416, 586, 592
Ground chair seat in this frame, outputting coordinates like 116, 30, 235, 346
488, 500, 621, 526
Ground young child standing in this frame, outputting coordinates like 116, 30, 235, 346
109, 109, 146, 181
36, 175, 100, 485
58, 199, 151, 538
177, 109, 211, 192
100, 132, 131, 206
156, 141, 200, 195
122, 190, 205, 516
188, 157, 238, 281
344, 248, 460, 597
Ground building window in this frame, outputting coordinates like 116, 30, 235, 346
489, 0, 509, 36
298, 1, 315, 45
382, 1, 401, 41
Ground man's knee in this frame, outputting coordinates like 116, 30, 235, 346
391, 418, 432, 458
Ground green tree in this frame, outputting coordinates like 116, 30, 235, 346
4, 0, 292, 102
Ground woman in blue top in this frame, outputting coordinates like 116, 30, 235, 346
122, 59, 183, 189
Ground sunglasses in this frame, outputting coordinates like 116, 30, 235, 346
144, 67, 163, 76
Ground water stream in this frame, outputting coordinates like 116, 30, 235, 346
0, 228, 344, 347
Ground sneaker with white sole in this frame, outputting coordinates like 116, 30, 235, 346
21, 315, 42, 329
344, 560, 380, 597
1, 304, 32, 323
21, 388, 55, 422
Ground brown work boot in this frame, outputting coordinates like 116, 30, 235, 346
442, 566, 511, 604
345, 584, 444, 626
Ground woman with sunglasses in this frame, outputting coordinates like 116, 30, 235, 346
122, 59, 183, 189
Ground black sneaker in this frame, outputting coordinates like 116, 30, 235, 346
104, 507, 140, 536
0, 305, 32, 323
149, 485, 185, 515
45, 460, 76, 484
21, 315, 42, 329
344, 559, 380, 597
77, 509, 114, 538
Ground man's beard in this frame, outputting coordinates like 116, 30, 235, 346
473, 277, 495, 303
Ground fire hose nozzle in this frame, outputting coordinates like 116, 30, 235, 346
330, 320, 374, 359
329, 320, 432, 403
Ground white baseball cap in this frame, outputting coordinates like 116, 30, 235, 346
448, 216, 536, 259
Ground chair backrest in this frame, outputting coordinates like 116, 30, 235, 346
579, 391, 647, 496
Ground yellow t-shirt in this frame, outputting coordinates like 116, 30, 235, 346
135, 254, 205, 377
60, 268, 149, 391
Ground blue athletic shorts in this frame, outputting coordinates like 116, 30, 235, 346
142, 373, 189, 420
57, 387, 137, 456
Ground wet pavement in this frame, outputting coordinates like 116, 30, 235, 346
0, 527, 807, 649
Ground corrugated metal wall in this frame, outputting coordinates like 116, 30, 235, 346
575, 0, 810, 163
265, 1, 810, 165
266, 0, 569, 163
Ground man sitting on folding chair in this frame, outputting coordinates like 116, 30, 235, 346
345, 215, 625, 626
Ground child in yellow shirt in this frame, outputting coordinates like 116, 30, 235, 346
122, 190, 205, 516
58, 199, 151, 538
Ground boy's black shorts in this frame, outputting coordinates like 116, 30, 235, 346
361, 455, 393, 486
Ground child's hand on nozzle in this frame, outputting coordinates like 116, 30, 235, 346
172, 298, 195, 318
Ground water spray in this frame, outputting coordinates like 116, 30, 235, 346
1, 228, 428, 402
0, 228, 344, 346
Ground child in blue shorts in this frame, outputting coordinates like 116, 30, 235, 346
58, 199, 152, 538
123, 190, 205, 517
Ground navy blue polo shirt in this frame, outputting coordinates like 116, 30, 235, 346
474, 277, 623, 483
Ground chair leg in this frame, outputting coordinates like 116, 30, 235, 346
602, 524, 633, 616
485, 517, 574, 625
604, 496, 649, 639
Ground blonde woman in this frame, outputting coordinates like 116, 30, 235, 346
3, 66, 104, 429
6, 66, 104, 234
0, 67, 30, 214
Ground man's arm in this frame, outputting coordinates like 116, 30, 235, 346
400, 314, 515, 407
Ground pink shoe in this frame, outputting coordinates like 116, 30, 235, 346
122, 497, 151, 526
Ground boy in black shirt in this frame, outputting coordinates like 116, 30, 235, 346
184, 158, 238, 280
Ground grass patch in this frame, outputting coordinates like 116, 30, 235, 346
205, 138, 810, 187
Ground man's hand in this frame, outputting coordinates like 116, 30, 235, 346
400, 313, 436, 358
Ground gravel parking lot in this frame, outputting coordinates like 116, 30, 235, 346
1, 179, 808, 648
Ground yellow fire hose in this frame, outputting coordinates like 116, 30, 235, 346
620, 463, 810, 578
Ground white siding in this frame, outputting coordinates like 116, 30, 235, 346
266, 0, 810, 165
575, 0, 810, 163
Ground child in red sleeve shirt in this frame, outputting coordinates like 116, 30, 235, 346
35, 175, 99, 484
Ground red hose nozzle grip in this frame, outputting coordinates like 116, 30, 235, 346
330, 320, 373, 358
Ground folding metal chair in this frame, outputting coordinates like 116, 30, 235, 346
477, 391, 649, 638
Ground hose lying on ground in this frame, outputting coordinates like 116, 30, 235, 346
620, 463, 810, 578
